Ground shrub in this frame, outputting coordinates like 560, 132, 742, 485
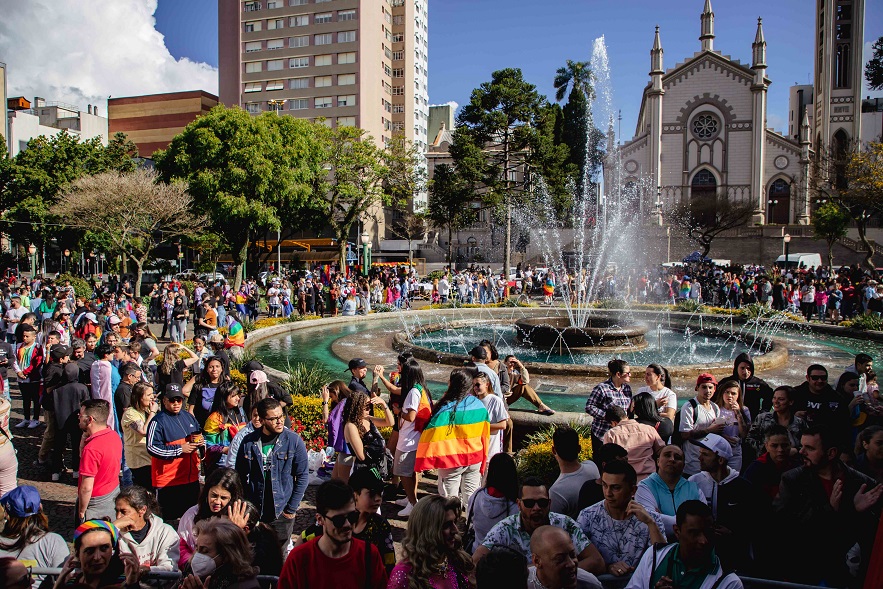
252, 317, 287, 330
229, 349, 257, 373
675, 299, 704, 313
281, 361, 335, 397
425, 270, 445, 282
372, 303, 396, 313
517, 437, 593, 487
285, 314, 321, 323
500, 297, 534, 307
595, 298, 628, 310
238, 317, 257, 333
743, 304, 776, 320
57, 274, 93, 299
229, 368, 247, 390
843, 314, 883, 331
288, 396, 326, 451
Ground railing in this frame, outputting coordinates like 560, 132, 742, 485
27, 568, 841, 589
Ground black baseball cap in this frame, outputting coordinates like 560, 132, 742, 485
348, 467, 384, 493
348, 358, 367, 371
165, 383, 184, 399
49, 344, 72, 360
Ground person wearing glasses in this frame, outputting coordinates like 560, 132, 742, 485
235, 398, 308, 551
473, 477, 606, 575
278, 479, 387, 589
792, 364, 851, 432
584, 360, 633, 456
146, 383, 204, 522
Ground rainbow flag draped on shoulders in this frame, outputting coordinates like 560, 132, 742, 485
224, 318, 245, 348
415, 396, 489, 474
412, 383, 433, 432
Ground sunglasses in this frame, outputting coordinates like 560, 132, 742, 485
809, 375, 827, 381
520, 498, 550, 509
323, 510, 359, 528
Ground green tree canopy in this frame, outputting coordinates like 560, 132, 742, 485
812, 201, 850, 269
866, 37, 883, 91
426, 164, 473, 264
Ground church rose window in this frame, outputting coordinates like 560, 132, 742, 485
691, 113, 719, 140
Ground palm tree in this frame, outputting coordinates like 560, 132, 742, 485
553, 60, 594, 103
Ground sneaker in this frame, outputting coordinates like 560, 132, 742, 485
398, 502, 415, 518
51, 473, 60, 482
395, 497, 410, 507
14, 420, 28, 428
72, 471, 79, 480
28, 420, 41, 429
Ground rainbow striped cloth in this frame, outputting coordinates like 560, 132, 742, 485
225, 318, 245, 348
415, 396, 489, 473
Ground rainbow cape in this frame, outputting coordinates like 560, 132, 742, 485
414, 396, 489, 473
412, 383, 433, 432
225, 319, 245, 348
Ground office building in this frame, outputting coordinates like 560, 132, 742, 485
7, 97, 107, 158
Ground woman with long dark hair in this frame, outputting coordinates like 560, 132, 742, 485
322, 380, 356, 482
393, 360, 433, 516
343, 391, 395, 479
463, 453, 519, 553
183, 357, 229, 427
0, 486, 69, 585
415, 368, 490, 510
636, 364, 676, 421
203, 383, 248, 475
176, 468, 244, 568
632, 391, 674, 442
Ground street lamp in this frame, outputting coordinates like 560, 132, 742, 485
783, 233, 791, 272
361, 232, 370, 276
63, 249, 70, 273
768, 199, 778, 223
27, 244, 36, 276
268, 99, 286, 113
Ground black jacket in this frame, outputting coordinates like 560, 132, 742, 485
791, 381, 850, 434
53, 364, 90, 427
718, 353, 773, 418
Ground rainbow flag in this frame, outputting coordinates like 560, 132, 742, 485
224, 319, 245, 348
412, 383, 433, 432
415, 396, 489, 473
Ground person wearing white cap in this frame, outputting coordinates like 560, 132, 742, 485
688, 434, 762, 572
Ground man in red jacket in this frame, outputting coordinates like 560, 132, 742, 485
278, 479, 386, 589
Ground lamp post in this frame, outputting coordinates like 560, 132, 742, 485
783, 233, 791, 272
27, 244, 36, 277
63, 249, 70, 273
768, 199, 778, 223
89, 252, 95, 276
361, 232, 370, 277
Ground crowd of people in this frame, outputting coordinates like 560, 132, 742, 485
0, 268, 881, 589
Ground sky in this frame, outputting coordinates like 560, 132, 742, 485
2, 0, 881, 142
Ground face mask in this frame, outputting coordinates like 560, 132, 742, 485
190, 552, 218, 577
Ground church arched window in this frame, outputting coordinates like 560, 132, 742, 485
691, 113, 720, 141
690, 169, 718, 226
768, 179, 790, 224
834, 44, 851, 89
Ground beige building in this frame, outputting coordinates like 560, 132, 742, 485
0, 62, 7, 152
218, 0, 429, 241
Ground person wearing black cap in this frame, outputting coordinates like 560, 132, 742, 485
348, 358, 371, 395
146, 383, 204, 521
38, 344, 71, 478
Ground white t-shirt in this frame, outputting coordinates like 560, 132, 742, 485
678, 399, 720, 476
478, 393, 508, 462
397, 387, 423, 452
636, 385, 677, 412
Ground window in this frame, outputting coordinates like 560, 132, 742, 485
267, 0, 280, 8
392, 122, 405, 131
691, 113, 719, 140
392, 33, 404, 43
834, 43, 851, 88
392, 104, 405, 113
245, 61, 262, 73
267, 38, 284, 50
290, 56, 309, 68
338, 73, 356, 85
290, 0, 308, 5
290, 35, 309, 47
382, 99, 391, 112
338, 94, 356, 107
337, 116, 356, 127
316, 118, 332, 127
244, 2, 261, 12
338, 30, 356, 43
315, 33, 332, 45
244, 82, 262, 93
314, 12, 332, 24
268, 100, 285, 111
245, 41, 262, 52
392, 51, 403, 60
383, 64, 391, 76
315, 54, 332, 66
291, 15, 308, 26
315, 96, 333, 109
245, 102, 261, 114
384, 45, 392, 59
393, 15, 404, 25
268, 18, 284, 30
315, 75, 332, 87
245, 21, 261, 32
392, 86, 404, 95
392, 68, 403, 78
338, 52, 356, 64
290, 77, 309, 89
267, 59, 284, 71
266, 79, 284, 91
338, 9, 356, 21
290, 98, 309, 110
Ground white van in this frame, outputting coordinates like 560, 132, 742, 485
775, 253, 822, 270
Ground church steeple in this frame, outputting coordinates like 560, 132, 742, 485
650, 26, 664, 76
752, 17, 767, 70
700, 0, 714, 52
800, 110, 811, 145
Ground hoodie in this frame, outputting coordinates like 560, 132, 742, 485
465, 487, 519, 552
118, 513, 180, 571
635, 473, 706, 538
688, 466, 740, 518
52, 363, 90, 427
718, 352, 773, 418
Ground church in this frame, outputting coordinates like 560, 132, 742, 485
605, 0, 867, 227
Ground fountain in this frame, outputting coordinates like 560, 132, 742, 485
514, 316, 648, 352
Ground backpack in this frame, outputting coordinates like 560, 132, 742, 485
671, 398, 698, 447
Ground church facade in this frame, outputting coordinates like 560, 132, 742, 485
605, 0, 866, 227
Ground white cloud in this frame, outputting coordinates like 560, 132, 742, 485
0, 0, 218, 110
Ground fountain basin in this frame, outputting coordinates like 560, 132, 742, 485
514, 316, 648, 352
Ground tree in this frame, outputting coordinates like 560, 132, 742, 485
53, 169, 206, 294
389, 212, 426, 264
842, 142, 883, 270
672, 196, 756, 258
866, 37, 883, 91
313, 125, 389, 272
154, 106, 324, 289
812, 201, 850, 268
453, 68, 545, 275
554, 60, 603, 199
426, 164, 472, 264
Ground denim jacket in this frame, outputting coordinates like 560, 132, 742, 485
235, 428, 309, 519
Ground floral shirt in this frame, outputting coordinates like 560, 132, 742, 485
481, 513, 590, 561
576, 501, 666, 567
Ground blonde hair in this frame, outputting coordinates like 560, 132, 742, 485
401, 495, 473, 589
194, 519, 256, 579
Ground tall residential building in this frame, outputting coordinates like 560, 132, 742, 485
218, 0, 428, 154
0, 62, 7, 153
